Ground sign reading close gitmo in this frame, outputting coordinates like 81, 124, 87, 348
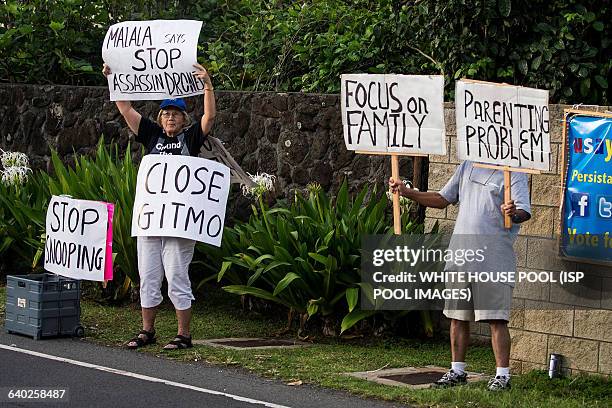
44, 196, 110, 281
102, 20, 203, 101
131, 155, 230, 247
341, 74, 446, 155
456, 80, 550, 171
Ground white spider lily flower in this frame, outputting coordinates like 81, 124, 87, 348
1, 150, 29, 169
242, 172, 276, 198
1, 165, 31, 187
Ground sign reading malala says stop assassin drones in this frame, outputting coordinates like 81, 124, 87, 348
131, 155, 231, 247
455, 80, 550, 171
102, 20, 204, 101
341, 74, 446, 155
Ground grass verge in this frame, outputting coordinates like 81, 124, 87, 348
0, 284, 609, 408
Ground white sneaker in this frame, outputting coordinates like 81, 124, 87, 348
433, 369, 468, 388
487, 375, 511, 391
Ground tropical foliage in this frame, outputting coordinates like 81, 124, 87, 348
0, 1, 609, 104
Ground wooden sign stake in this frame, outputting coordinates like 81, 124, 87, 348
503, 169, 512, 228
473, 163, 540, 229
356, 151, 428, 235
391, 154, 401, 235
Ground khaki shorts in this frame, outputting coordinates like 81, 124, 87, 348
443, 281, 513, 322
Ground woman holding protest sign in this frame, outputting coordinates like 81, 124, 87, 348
103, 62, 216, 350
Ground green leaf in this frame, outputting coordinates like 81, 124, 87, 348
497, 0, 511, 17
308, 252, 328, 265
345, 288, 359, 312
592, 21, 604, 31
49, 21, 65, 31
273, 272, 301, 296
307, 302, 319, 317
217, 261, 232, 282
595, 75, 608, 89
340, 309, 376, 334
223, 285, 295, 309
518, 60, 528, 75
580, 78, 591, 97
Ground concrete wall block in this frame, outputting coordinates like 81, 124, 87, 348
599, 341, 612, 374
531, 174, 562, 207
428, 163, 459, 191
510, 329, 548, 364
514, 236, 528, 268
574, 309, 612, 342
548, 335, 599, 372
425, 206, 446, 219
525, 237, 574, 271
523, 300, 573, 336
446, 203, 459, 220
520, 206, 556, 238
513, 275, 550, 302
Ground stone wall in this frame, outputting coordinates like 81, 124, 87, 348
0, 83, 421, 218
428, 104, 612, 376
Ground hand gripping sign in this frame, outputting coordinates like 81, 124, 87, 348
131, 155, 231, 247
102, 20, 204, 101
44, 196, 114, 282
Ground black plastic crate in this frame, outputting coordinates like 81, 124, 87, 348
5, 273, 84, 339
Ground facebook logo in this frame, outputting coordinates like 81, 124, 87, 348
570, 193, 590, 217
598, 196, 612, 219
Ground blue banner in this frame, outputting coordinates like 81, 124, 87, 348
561, 114, 612, 263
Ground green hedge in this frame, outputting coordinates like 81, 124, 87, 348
0, 1, 609, 102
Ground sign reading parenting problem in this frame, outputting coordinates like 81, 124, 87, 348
44, 196, 111, 282
131, 155, 230, 246
456, 80, 550, 171
341, 74, 446, 155
102, 20, 203, 101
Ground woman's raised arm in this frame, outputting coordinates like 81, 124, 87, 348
192, 63, 216, 136
102, 64, 142, 134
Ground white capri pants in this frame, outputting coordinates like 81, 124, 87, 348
137, 236, 196, 310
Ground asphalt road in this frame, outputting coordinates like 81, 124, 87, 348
0, 331, 410, 408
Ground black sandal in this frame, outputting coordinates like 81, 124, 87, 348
163, 335, 193, 350
127, 329, 156, 349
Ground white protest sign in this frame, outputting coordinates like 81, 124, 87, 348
102, 20, 203, 101
456, 80, 550, 171
44, 196, 109, 282
341, 74, 446, 155
131, 155, 230, 246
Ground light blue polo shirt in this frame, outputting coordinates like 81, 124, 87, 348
439, 161, 531, 281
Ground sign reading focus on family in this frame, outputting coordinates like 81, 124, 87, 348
102, 20, 204, 100
341, 74, 446, 155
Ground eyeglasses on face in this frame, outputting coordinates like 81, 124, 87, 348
161, 111, 182, 119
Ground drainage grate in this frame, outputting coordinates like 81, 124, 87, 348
380, 371, 442, 385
